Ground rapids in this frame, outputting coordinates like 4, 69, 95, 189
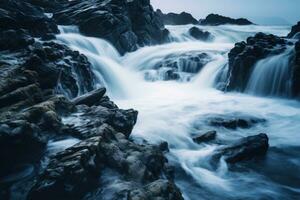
56, 25, 300, 199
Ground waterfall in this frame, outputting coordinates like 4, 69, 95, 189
54, 24, 300, 200
56, 26, 139, 99
246, 47, 295, 97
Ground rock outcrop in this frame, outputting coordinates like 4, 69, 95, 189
213, 133, 269, 163
156, 9, 198, 25
188, 26, 213, 41
53, 0, 169, 54
287, 21, 300, 38
224, 32, 288, 92
200, 14, 253, 26
0, 1, 184, 199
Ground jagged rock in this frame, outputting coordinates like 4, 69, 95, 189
193, 131, 217, 144
213, 133, 269, 163
188, 26, 213, 41
28, 128, 183, 200
224, 32, 287, 92
64, 104, 138, 139
72, 88, 106, 106
206, 114, 266, 129
54, 0, 169, 54
0, 29, 34, 51
0, 0, 59, 37
287, 21, 300, 38
200, 14, 253, 26
156, 9, 198, 25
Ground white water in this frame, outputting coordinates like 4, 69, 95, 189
246, 46, 295, 97
56, 25, 300, 199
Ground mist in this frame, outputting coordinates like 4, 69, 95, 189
151, 0, 300, 25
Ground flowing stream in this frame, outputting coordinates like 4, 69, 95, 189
56, 25, 300, 200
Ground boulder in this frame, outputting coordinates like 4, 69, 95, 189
188, 26, 213, 41
156, 9, 198, 25
193, 131, 217, 144
223, 32, 287, 92
213, 133, 269, 163
72, 88, 106, 106
54, 0, 169, 54
207, 114, 266, 129
287, 21, 300, 38
200, 14, 253, 26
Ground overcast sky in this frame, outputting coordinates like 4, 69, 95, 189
151, 0, 300, 25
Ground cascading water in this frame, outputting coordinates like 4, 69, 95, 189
246, 46, 295, 97
56, 24, 300, 199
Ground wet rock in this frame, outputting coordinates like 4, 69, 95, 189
0, 29, 34, 51
27, 136, 102, 200
214, 133, 269, 163
144, 52, 211, 81
193, 131, 217, 144
28, 128, 183, 200
207, 114, 266, 129
287, 21, 300, 38
188, 26, 213, 41
0, 0, 59, 37
54, 0, 169, 54
72, 88, 106, 107
223, 32, 288, 92
0, 120, 46, 175
200, 14, 253, 26
64, 104, 138, 139
156, 9, 198, 25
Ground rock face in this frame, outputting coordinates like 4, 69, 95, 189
224, 32, 288, 92
200, 14, 253, 26
288, 21, 300, 38
156, 9, 198, 25
53, 0, 169, 54
0, 1, 184, 199
188, 26, 213, 41
213, 134, 269, 163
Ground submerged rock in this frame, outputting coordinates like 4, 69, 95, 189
156, 9, 198, 25
193, 131, 217, 144
188, 26, 213, 41
200, 14, 253, 26
214, 133, 269, 163
206, 114, 266, 129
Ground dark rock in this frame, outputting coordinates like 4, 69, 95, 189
144, 52, 211, 81
193, 131, 217, 144
223, 33, 288, 92
0, 0, 59, 37
214, 133, 269, 163
0, 29, 34, 51
287, 21, 300, 38
72, 88, 106, 106
64, 104, 138, 139
207, 114, 266, 129
54, 0, 169, 54
188, 26, 213, 41
28, 128, 183, 200
156, 9, 198, 25
200, 14, 253, 26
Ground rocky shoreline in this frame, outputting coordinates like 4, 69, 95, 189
1, 0, 300, 200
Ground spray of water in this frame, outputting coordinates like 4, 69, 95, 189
55, 24, 300, 199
